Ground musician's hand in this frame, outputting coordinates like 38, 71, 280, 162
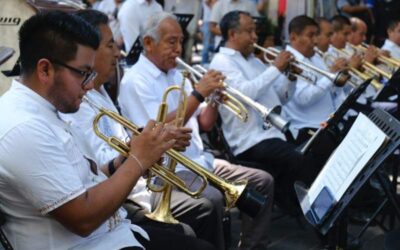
196, 70, 225, 97
128, 120, 176, 172
348, 54, 363, 69
164, 122, 192, 151
329, 58, 347, 72
273, 51, 293, 72
379, 49, 391, 58
364, 46, 379, 64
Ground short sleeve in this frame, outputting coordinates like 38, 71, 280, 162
0, 120, 86, 214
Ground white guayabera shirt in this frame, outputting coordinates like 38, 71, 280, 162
0, 80, 147, 250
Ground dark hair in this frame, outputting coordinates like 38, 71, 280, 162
330, 15, 351, 32
387, 18, 400, 32
315, 17, 330, 35
220, 10, 251, 41
75, 9, 109, 32
19, 11, 100, 75
288, 15, 318, 35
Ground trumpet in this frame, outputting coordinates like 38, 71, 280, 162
253, 44, 352, 87
146, 72, 189, 224
316, 46, 382, 90
176, 57, 290, 133
358, 43, 400, 70
345, 43, 392, 80
83, 96, 267, 218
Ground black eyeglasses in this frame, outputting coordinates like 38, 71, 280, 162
50, 59, 97, 87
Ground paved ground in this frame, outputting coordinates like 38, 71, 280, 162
228, 206, 389, 250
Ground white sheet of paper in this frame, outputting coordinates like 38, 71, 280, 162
307, 113, 388, 203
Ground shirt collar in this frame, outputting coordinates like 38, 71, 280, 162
220, 46, 256, 60
11, 79, 57, 114
137, 53, 178, 79
286, 45, 307, 61
386, 39, 400, 49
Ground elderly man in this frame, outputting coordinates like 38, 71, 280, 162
119, 11, 274, 250
0, 10, 215, 250
60, 9, 220, 248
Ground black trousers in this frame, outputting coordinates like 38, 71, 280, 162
120, 225, 215, 250
236, 138, 321, 209
124, 189, 219, 249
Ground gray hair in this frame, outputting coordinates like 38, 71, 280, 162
141, 11, 177, 45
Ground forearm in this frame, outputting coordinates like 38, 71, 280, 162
341, 5, 368, 14
198, 102, 219, 131
50, 157, 142, 236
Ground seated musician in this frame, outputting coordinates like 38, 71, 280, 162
118, 11, 273, 250
60, 9, 221, 248
314, 17, 348, 109
381, 18, 400, 60
0, 11, 214, 250
208, 11, 323, 211
282, 16, 347, 145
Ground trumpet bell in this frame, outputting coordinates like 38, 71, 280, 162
267, 106, 291, 133
235, 185, 268, 218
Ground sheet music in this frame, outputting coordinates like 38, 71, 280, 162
308, 113, 388, 203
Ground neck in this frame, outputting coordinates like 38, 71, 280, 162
145, 53, 168, 73
225, 41, 247, 58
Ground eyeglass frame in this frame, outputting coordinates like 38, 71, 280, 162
49, 59, 97, 87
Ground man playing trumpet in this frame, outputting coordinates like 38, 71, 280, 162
60, 9, 220, 249
118, 11, 273, 250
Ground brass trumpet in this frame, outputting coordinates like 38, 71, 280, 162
176, 57, 290, 133
83, 96, 267, 218
317, 46, 382, 90
146, 72, 189, 224
253, 44, 352, 87
357, 43, 400, 70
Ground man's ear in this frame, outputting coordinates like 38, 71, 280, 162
289, 32, 297, 44
143, 36, 154, 54
36, 58, 53, 84
228, 29, 236, 41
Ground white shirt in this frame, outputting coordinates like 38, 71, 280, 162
118, 54, 215, 172
210, 0, 259, 47
118, 0, 162, 52
381, 39, 400, 60
94, 0, 122, 41
60, 87, 152, 212
284, 45, 336, 136
0, 80, 147, 250
209, 47, 292, 155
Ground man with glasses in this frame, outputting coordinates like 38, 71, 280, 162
0, 11, 214, 250
60, 9, 221, 248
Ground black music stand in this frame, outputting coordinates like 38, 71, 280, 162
295, 108, 400, 249
1, 57, 20, 77
125, 37, 143, 66
0, 47, 14, 66
174, 13, 193, 31
300, 79, 371, 155
373, 68, 400, 102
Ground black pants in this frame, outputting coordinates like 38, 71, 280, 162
124, 189, 219, 249
120, 226, 215, 250
236, 138, 320, 210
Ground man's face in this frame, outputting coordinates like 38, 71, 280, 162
231, 14, 257, 57
389, 23, 400, 46
145, 18, 183, 72
50, 45, 96, 113
291, 25, 318, 58
331, 24, 351, 49
94, 24, 119, 85
349, 22, 367, 45
316, 21, 333, 52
